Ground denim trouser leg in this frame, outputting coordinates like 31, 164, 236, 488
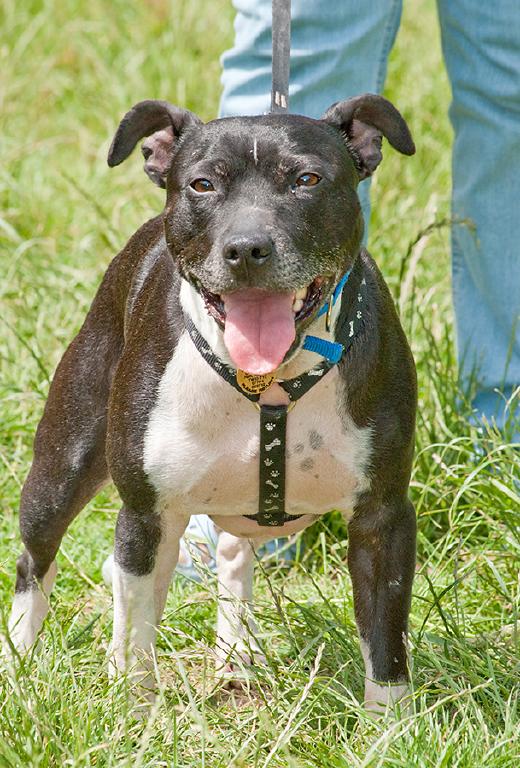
219, 0, 403, 118
219, 0, 403, 226
437, 0, 520, 426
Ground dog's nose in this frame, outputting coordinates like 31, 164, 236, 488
223, 233, 273, 268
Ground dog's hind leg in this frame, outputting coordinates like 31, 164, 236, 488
8, 280, 124, 652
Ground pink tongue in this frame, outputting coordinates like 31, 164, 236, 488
223, 290, 296, 374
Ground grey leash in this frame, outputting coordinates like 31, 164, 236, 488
271, 0, 291, 112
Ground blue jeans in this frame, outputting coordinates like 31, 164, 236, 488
219, 0, 520, 430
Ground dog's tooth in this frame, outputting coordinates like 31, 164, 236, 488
292, 298, 304, 313
295, 287, 307, 300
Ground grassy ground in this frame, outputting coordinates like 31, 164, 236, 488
0, 0, 519, 765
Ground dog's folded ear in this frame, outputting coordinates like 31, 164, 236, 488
107, 100, 202, 188
322, 94, 415, 180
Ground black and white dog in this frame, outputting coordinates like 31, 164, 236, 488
9, 94, 417, 714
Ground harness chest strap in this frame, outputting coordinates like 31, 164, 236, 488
255, 403, 289, 525
184, 269, 367, 525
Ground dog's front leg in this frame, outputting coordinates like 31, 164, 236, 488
110, 505, 188, 692
347, 496, 416, 715
215, 531, 266, 679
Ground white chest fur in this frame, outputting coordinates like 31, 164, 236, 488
143, 330, 372, 530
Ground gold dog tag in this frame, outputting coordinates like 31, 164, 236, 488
236, 369, 274, 395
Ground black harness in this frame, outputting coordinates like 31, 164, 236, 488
185, 265, 368, 526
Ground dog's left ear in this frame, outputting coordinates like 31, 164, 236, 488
108, 100, 202, 188
322, 93, 415, 180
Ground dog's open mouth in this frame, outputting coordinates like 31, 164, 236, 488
198, 278, 326, 375
200, 277, 324, 326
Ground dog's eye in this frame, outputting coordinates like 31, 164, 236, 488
296, 173, 321, 187
190, 178, 215, 193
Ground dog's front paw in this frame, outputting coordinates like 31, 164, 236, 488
214, 660, 255, 690
364, 679, 412, 718
214, 637, 266, 688
108, 648, 157, 720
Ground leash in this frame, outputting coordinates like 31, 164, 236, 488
184, 267, 368, 526
271, 0, 291, 113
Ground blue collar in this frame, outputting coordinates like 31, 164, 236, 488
302, 270, 351, 363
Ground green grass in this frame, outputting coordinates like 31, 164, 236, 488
0, 0, 519, 765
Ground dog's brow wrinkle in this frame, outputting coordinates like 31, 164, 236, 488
274, 159, 294, 183
214, 161, 229, 178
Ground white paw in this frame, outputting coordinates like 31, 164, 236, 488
108, 646, 157, 714
8, 589, 50, 654
214, 637, 266, 685
364, 679, 411, 718
214, 660, 253, 689
7, 561, 57, 654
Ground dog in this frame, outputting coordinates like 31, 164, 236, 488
8, 93, 417, 714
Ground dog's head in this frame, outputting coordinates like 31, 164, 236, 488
108, 95, 414, 374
